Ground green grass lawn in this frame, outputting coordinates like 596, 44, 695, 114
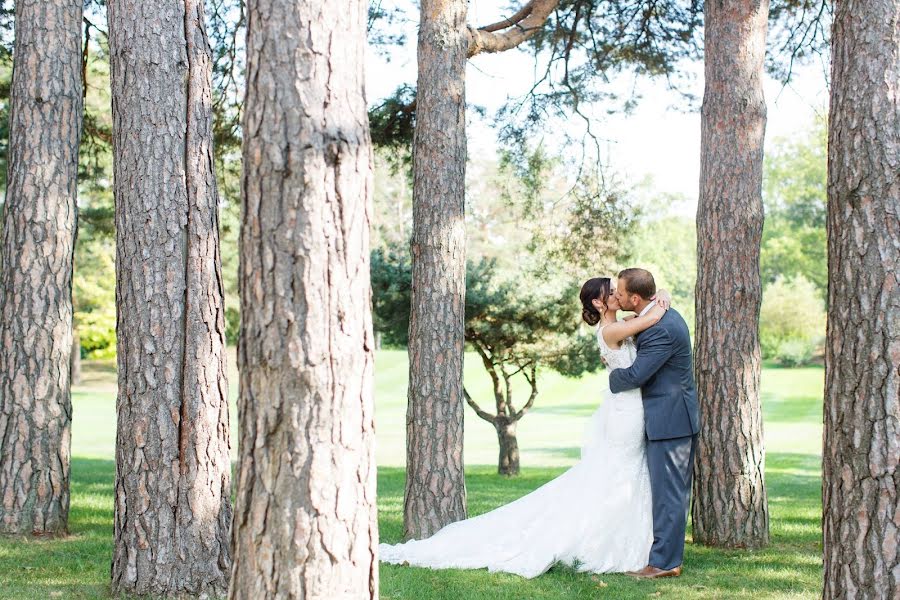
0, 350, 824, 599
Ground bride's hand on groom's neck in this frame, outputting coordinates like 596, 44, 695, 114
652, 288, 672, 311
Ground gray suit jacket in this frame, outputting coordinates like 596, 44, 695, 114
608, 308, 700, 441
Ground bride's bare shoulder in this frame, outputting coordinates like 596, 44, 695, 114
599, 324, 623, 350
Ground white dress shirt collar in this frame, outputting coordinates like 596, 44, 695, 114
638, 300, 657, 317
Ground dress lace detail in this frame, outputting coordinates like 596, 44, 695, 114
379, 324, 653, 578
596, 324, 637, 370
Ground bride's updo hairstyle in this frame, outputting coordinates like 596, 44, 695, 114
580, 277, 611, 326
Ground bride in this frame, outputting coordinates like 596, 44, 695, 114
379, 277, 672, 578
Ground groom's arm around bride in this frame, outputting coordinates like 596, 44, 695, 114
608, 316, 699, 441
607, 270, 699, 442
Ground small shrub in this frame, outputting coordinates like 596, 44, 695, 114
775, 338, 814, 367
759, 275, 825, 366
78, 310, 117, 359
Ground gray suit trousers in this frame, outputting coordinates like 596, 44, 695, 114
646, 434, 697, 570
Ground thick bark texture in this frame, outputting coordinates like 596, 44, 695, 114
823, 1, 900, 597
107, 1, 232, 595
229, 0, 377, 597
405, 0, 470, 541
0, 0, 82, 536
692, 0, 770, 548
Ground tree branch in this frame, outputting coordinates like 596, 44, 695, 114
468, 0, 559, 58
514, 364, 539, 421
479, 1, 535, 33
472, 341, 506, 415
464, 387, 496, 424
562, 2, 582, 87
83, 16, 108, 39
81, 18, 90, 99
501, 366, 514, 417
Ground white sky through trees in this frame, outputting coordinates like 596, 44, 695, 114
365, 2, 829, 216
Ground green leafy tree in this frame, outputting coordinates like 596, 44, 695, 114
493, 144, 635, 284
464, 260, 599, 476
371, 148, 413, 251
761, 118, 827, 295
73, 238, 116, 358
72, 38, 116, 357
370, 244, 413, 348
372, 249, 600, 476
759, 275, 825, 366
626, 207, 697, 332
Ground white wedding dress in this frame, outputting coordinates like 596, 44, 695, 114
379, 326, 653, 578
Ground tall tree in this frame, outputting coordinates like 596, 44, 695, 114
823, 0, 899, 597
0, 0, 83, 536
107, 1, 231, 595
405, 0, 593, 541
229, 0, 377, 596
692, 0, 771, 548
404, 0, 471, 541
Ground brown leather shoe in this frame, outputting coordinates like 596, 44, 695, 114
625, 565, 682, 579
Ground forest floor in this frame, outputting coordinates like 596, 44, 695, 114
0, 351, 823, 599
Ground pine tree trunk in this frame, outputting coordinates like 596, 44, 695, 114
404, 0, 469, 541
229, 0, 377, 597
692, 0, 770, 549
0, 0, 82, 536
823, 2, 900, 597
496, 418, 520, 477
107, 1, 231, 595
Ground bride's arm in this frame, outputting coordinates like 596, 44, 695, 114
601, 289, 671, 347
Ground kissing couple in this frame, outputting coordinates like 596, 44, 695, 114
381, 268, 701, 579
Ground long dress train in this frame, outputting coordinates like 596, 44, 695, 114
379, 327, 652, 578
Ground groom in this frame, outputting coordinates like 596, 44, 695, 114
608, 268, 700, 579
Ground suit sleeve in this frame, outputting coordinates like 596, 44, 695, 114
608, 326, 674, 393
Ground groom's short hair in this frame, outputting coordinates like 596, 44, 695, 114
618, 268, 656, 300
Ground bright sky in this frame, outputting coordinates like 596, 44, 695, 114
365, 2, 830, 216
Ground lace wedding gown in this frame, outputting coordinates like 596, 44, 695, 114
379, 326, 653, 578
